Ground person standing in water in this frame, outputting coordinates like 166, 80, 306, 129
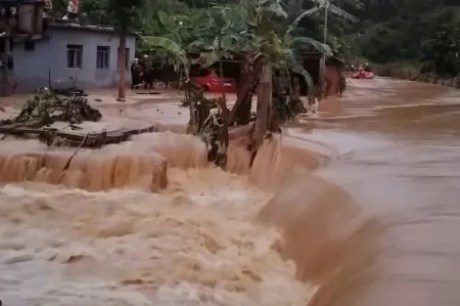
364, 62, 371, 72
130, 58, 142, 90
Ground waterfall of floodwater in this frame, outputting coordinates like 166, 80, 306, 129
0, 138, 321, 306
226, 79, 460, 306
0, 133, 208, 192
0, 152, 168, 191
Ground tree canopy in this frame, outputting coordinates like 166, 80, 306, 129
352, 0, 460, 77
50, 0, 459, 78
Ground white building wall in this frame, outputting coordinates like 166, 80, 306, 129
12, 26, 135, 92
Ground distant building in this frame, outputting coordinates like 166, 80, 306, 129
6, 21, 135, 92
1, 0, 135, 94
301, 52, 346, 97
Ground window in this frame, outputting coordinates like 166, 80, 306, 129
67, 44, 83, 68
96, 46, 110, 69
24, 41, 35, 51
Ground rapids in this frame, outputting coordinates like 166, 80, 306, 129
0, 132, 321, 305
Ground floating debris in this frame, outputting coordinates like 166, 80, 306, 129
0, 88, 101, 128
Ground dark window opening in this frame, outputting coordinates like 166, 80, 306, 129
24, 41, 35, 51
96, 46, 110, 69
67, 44, 83, 68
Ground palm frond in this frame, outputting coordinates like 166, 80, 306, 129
197, 52, 221, 68
259, 0, 288, 18
344, 0, 364, 9
137, 35, 189, 77
157, 10, 174, 28
327, 3, 359, 22
307, 0, 359, 22
282, 49, 315, 97
289, 37, 333, 57
285, 7, 322, 38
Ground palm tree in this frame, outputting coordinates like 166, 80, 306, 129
298, 0, 362, 89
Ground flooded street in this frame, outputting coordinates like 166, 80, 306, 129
1, 77, 460, 306
285, 78, 460, 306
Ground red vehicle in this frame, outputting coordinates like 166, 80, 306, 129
191, 69, 237, 93
352, 70, 375, 79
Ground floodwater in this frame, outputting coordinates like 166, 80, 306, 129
275, 77, 460, 306
1, 77, 460, 306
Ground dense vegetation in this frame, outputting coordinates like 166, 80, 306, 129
51, 0, 459, 80
352, 0, 460, 78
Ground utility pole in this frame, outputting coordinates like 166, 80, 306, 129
0, 38, 11, 97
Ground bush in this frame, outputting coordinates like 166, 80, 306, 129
372, 61, 423, 80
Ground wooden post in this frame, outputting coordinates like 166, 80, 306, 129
253, 62, 272, 152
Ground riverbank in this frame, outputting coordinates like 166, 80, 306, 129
372, 62, 460, 89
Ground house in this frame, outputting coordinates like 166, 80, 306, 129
1, 0, 47, 95
301, 52, 346, 97
9, 21, 135, 93
1, 1, 136, 94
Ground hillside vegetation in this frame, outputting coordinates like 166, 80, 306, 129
352, 0, 459, 78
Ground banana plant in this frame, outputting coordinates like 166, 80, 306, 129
309, 0, 362, 23
250, 1, 333, 97
137, 35, 190, 80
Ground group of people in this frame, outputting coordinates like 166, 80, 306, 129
130, 56, 156, 90
350, 63, 372, 73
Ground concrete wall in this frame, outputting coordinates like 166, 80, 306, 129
12, 27, 135, 92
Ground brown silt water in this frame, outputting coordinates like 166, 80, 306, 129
1, 78, 460, 305
269, 78, 460, 306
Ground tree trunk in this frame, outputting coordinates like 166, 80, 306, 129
291, 76, 300, 101
252, 62, 273, 153
218, 59, 227, 102
0, 38, 11, 97
217, 34, 227, 103
230, 53, 265, 126
117, 32, 127, 101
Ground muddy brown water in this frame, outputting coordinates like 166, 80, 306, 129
1, 77, 460, 305
266, 77, 460, 306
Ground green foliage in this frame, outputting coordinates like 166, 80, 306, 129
420, 16, 460, 76
79, 0, 110, 25
136, 0, 336, 96
354, 0, 460, 77
138, 35, 190, 78
64, 0, 360, 89
372, 61, 422, 80
106, 0, 144, 32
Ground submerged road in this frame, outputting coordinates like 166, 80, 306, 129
287, 77, 460, 306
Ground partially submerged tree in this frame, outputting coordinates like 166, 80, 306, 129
139, 0, 335, 165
